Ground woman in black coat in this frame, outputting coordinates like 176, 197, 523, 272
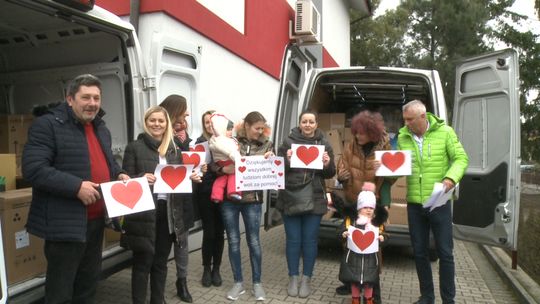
194, 110, 226, 287
121, 106, 201, 304
277, 109, 336, 298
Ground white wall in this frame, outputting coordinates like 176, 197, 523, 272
127, 13, 280, 137
196, 0, 245, 34
321, 0, 351, 66
287, 0, 351, 66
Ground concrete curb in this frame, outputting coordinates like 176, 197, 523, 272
481, 245, 540, 304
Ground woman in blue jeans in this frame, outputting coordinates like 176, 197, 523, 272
277, 109, 336, 298
218, 111, 274, 301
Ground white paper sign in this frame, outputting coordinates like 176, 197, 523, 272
290, 144, 324, 170
190, 141, 211, 164
346, 225, 379, 254
101, 177, 155, 217
375, 150, 411, 176
423, 182, 453, 212
235, 156, 285, 191
181, 151, 205, 175
153, 164, 194, 193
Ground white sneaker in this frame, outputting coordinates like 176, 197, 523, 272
252, 283, 266, 301
298, 276, 311, 298
227, 282, 245, 301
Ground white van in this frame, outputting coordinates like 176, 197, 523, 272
266, 44, 521, 257
0, 0, 201, 302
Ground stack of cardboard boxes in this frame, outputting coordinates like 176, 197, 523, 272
317, 113, 346, 191
0, 188, 46, 285
0, 114, 33, 178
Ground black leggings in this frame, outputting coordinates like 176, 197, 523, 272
198, 190, 225, 267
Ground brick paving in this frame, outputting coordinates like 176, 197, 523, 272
95, 225, 519, 303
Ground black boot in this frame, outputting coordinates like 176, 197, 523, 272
176, 278, 193, 303
201, 265, 212, 287
335, 283, 351, 295
211, 265, 222, 287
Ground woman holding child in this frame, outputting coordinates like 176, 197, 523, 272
219, 111, 274, 301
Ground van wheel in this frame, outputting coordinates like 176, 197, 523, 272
429, 249, 438, 261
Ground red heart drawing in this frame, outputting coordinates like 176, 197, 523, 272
278, 172, 283, 176
352, 229, 375, 251
274, 160, 282, 166
238, 166, 247, 173
241, 158, 246, 162
111, 181, 143, 209
161, 166, 187, 189
272, 170, 275, 173
182, 153, 201, 167
296, 146, 319, 166
381, 152, 405, 172
190, 145, 205, 152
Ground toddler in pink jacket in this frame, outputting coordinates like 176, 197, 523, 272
208, 113, 242, 202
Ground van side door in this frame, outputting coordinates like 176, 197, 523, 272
146, 35, 201, 136
265, 44, 318, 229
0, 224, 7, 304
452, 49, 520, 250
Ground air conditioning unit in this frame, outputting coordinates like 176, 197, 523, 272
294, 0, 320, 40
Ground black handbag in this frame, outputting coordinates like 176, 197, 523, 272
278, 181, 315, 216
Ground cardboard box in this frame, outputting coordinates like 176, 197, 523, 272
343, 127, 353, 143
387, 202, 408, 225
325, 129, 343, 156
0, 154, 17, 190
391, 177, 407, 204
0, 114, 33, 157
0, 188, 47, 285
318, 113, 345, 134
103, 228, 121, 249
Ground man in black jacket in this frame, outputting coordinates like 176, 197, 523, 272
22, 74, 129, 304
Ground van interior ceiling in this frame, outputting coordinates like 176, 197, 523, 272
0, 0, 132, 155
308, 70, 434, 130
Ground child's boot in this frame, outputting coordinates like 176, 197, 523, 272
365, 297, 374, 304
351, 297, 360, 304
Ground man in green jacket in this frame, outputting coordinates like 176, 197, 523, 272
397, 100, 469, 304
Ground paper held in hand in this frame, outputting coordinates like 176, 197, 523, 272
101, 177, 155, 217
423, 182, 453, 211
346, 225, 379, 254
375, 150, 411, 176
153, 164, 194, 193
235, 156, 285, 191
290, 144, 324, 169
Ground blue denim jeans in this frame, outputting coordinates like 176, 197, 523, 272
282, 213, 322, 277
408, 201, 455, 304
221, 202, 262, 283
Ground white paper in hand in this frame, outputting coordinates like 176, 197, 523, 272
423, 182, 453, 211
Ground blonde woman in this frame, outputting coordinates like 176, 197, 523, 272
120, 106, 201, 304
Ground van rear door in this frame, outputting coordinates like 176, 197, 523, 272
452, 49, 520, 250
0, 224, 7, 304
265, 44, 318, 229
147, 35, 201, 135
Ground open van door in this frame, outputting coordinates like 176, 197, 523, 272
0, 223, 7, 304
146, 34, 201, 136
452, 49, 521, 250
264, 44, 319, 229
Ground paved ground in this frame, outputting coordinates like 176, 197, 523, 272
95, 225, 519, 304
